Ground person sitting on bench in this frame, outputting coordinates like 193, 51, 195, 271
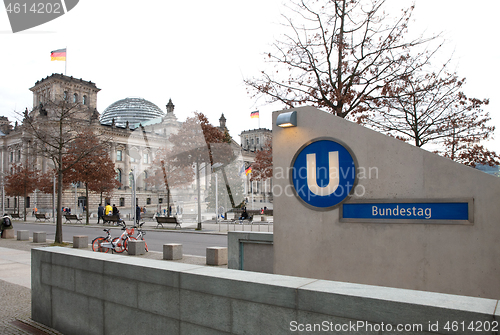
239, 208, 249, 221
112, 204, 121, 219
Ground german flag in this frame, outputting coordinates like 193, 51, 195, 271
51, 48, 66, 61
245, 165, 252, 175
250, 111, 259, 119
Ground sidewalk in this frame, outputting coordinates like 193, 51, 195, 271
0, 215, 259, 334
0, 239, 63, 335
11, 214, 274, 234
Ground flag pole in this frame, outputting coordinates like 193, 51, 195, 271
65, 46, 67, 75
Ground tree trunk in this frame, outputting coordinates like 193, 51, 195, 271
23, 192, 27, 222
85, 183, 89, 225
167, 186, 171, 217
55, 166, 63, 244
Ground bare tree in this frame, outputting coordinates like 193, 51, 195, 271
359, 62, 499, 167
22, 99, 106, 243
245, 0, 439, 118
434, 114, 500, 168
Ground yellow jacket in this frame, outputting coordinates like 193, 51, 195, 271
105, 205, 112, 215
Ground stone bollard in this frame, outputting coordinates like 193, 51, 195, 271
206, 247, 228, 266
2, 229, 14, 239
128, 239, 146, 255
73, 235, 88, 248
163, 243, 182, 260
17, 230, 29, 241
33, 231, 46, 243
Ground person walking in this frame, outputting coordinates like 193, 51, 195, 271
136, 204, 141, 225
97, 204, 104, 224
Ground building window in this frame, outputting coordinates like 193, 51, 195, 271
9, 152, 13, 162
116, 150, 122, 161
251, 138, 254, 145
256, 138, 259, 144
116, 169, 122, 184
143, 153, 148, 164
147, 198, 151, 205
159, 198, 163, 204
17, 150, 21, 161
73, 93, 78, 103
119, 198, 125, 207
64, 91, 68, 100
83, 95, 87, 105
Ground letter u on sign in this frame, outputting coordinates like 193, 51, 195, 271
306, 151, 339, 196
290, 138, 357, 210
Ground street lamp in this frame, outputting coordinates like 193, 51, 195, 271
130, 166, 137, 225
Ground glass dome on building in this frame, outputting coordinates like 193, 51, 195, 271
100, 97, 164, 128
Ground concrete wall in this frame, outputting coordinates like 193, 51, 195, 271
32, 247, 500, 335
272, 106, 500, 299
228, 231, 273, 273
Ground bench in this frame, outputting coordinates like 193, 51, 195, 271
35, 213, 50, 222
156, 216, 181, 229
10, 213, 21, 219
64, 214, 82, 224
101, 215, 122, 225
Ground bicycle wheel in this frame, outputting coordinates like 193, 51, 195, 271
92, 237, 109, 253
112, 237, 126, 253
124, 236, 137, 252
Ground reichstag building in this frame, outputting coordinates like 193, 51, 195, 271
0, 73, 272, 218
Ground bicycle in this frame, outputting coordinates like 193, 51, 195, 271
91, 228, 112, 253
92, 221, 135, 253
128, 221, 148, 252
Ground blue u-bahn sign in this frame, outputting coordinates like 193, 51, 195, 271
342, 201, 471, 222
290, 138, 357, 210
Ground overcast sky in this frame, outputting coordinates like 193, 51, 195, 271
1, 0, 499, 152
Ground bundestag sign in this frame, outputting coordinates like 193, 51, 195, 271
341, 199, 473, 224
290, 138, 357, 210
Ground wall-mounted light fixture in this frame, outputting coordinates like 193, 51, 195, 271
276, 111, 297, 128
